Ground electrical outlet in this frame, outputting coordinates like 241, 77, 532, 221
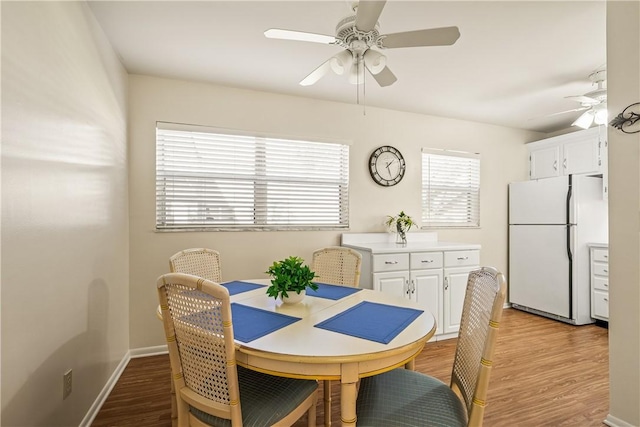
63, 369, 72, 400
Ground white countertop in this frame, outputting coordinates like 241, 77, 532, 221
341, 232, 480, 254
587, 242, 609, 249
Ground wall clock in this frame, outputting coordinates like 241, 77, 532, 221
368, 145, 406, 186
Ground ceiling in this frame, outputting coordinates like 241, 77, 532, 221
88, 1, 606, 134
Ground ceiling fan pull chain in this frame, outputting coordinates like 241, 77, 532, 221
363, 62, 367, 116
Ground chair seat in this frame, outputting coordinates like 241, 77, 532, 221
356, 368, 468, 427
190, 366, 318, 427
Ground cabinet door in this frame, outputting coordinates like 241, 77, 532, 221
563, 137, 600, 175
592, 289, 609, 320
601, 136, 608, 200
443, 266, 475, 334
373, 271, 409, 299
530, 145, 561, 179
411, 270, 443, 336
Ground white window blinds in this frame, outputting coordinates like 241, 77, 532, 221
421, 149, 480, 227
156, 124, 350, 230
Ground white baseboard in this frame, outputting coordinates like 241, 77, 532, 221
129, 345, 168, 358
604, 414, 636, 427
79, 351, 131, 427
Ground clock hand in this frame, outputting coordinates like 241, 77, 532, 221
385, 159, 397, 178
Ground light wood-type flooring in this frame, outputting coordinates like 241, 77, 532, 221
92, 308, 609, 427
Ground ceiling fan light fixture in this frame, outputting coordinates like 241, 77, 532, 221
330, 50, 353, 75
572, 110, 595, 129
348, 58, 365, 85
594, 104, 608, 125
363, 49, 386, 75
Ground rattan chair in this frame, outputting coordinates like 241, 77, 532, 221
355, 267, 507, 427
157, 273, 318, 427
311, 246, 362, 423
169, 248, 222, 282
311, 246, 362, 287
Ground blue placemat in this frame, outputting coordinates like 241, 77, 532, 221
222, 280, 265, 295
231, 303, 301, 343
314, 301, 423, 344
307, 282, 363, 300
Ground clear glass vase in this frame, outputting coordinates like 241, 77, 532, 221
396, 230, 407, 246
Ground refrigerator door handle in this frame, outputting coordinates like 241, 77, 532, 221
566, 175, 574, 320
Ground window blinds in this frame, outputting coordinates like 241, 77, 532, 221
421, 149, 480, 227
156, 125, 350, 230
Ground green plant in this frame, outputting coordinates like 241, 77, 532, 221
385, 211, 415, 243
265, 256, 318, 300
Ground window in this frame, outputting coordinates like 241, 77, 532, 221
421, 148, 480, 227
156, 123, 350, 231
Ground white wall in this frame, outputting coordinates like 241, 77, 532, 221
606, 1, 640, 426
128, 74, 542, 348
1, 2, 129, 426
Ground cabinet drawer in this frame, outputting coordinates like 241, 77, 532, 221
410, 252, 443, 269
592, 249, 609, 263
593, 263, 609, 277
593, 277, 609, 291
593, 289, 609, 319
444, 250, 479, 267
373, 253, 409, 272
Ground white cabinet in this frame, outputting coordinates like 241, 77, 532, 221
528, 127, 607, 181
361, 246, 479, 340
590, 245, 609, 321
529, 145, 561, 179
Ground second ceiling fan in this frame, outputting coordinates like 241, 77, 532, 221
264, 0, 460, 87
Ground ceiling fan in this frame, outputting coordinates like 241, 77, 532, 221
264, 0, 460, 87
551, 68, 607, 129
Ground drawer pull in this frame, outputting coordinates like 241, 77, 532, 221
604, 255, 608, 259
604, 298, 608, 302
604, 283, 608, 287
603, 269, 608, 273
385, 261, 399, 265
457, 256, 469, 261
421, 260, 434, 263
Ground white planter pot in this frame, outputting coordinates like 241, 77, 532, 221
282, 290, 306, 304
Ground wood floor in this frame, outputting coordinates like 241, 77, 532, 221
92, 308, 609, 426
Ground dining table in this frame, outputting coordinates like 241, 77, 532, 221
158, 278, 436, 427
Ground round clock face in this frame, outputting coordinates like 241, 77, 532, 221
368, 145, 406, 186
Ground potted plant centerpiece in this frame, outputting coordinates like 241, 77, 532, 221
386, 211, 416, 245
265, 256, 318, 304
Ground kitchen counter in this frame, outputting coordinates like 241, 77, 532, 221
341, 240, 481, 253
341, 232, 480, 253
587, 242, 609, 249
341, 232, 481, 340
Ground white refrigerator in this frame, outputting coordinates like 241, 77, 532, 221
508, 175, 608, 325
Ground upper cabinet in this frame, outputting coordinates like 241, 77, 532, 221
527, 127, 608, 198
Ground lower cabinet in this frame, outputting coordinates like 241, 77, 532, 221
590, 246, 609, 321
411, 269, 444, 336
370, 249, 479, 340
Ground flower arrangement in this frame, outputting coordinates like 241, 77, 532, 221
385, 211, 415, 245
265, 256, 318, 300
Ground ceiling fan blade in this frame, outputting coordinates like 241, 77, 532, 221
545, 107, 590, 117
264, 28, 335, 44
572, 110, 595, 129
369, 65, 397, 87
355, 0, 387, 32
565, 95, 600, 105
300, 58, 333, 86
380, 26, 460, 49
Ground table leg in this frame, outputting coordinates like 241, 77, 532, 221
323, 380, 332, 427
340, 363, 359, 427
405, 358, 415, 370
